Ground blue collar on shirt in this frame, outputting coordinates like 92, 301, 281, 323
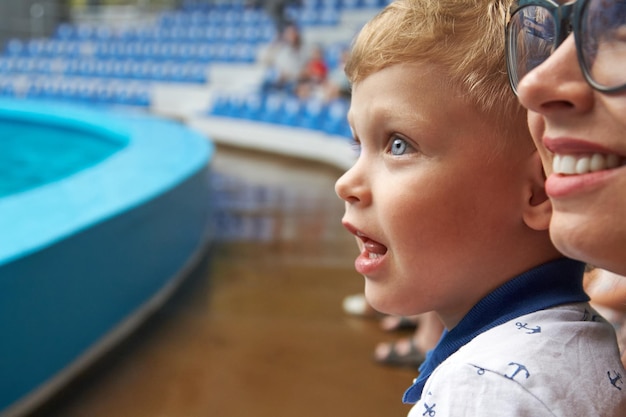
402, 257, 588, 404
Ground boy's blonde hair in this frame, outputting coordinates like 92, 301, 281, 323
346, 0, 524, 134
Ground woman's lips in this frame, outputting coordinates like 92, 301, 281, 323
546, 155, 625, 198
552, 153, 624, 175
543, 138, 626, 198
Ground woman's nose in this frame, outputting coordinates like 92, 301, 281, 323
517, 36, 594, 115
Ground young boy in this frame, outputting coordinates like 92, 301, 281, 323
334, 0, 626, 415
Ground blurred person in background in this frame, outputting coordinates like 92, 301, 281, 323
259, 23, 310, 95
323, 46, 351, 101
295, 43, 329, 99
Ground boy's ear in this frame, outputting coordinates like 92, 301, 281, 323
523, 151, 552, 231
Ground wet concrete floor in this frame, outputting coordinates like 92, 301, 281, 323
29, 145, 416, 417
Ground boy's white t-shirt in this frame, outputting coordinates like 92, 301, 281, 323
408, 303, 626, 417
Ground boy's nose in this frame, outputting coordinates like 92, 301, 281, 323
335, 164, 369, 205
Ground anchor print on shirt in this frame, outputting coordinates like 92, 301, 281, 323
505, 362, 530, 381
581, 308, 602, 322
515, 322, 541, 334
422, 402, 437, 416
608, 370, 624, 391
470, 363, 530, 382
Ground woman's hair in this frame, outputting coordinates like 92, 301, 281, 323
345, 0, 524, 128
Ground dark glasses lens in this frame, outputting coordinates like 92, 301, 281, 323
580, 0, 626, 91
507, 0, 626, 93
506, 5, 556, 92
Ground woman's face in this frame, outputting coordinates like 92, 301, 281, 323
516, 34, 626, 275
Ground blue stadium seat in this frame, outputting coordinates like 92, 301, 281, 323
55, 23, 75, 40
242, 9, 263, 25
277, 96, 303, 126
222, 10, 241, 26
76, 24, 95, 40
232, 43, 256, 63
93, 81, 117, 104
132, 84, 151, 106
187, 63, 209, 83
240, 93, 265, 120
144, 26, 162, 41
0, 58, 11, 74
78, 59, 97, 77
296, 8, 319, 26
319, 7, 341, 25
214, 43, 234, 62
299, 97, 328, 130
64, 59, 80, 76
0, 79, 16, 97
40, 77, 61, 99
195, 44, 215, 62
158, 11, 176, 27
25, 78, 44, 98
133, 61, 153, 80
320, 0, 341, 9
340, 0, 363, 9
34, 58, 52, 74
27, 40, 45, 56
75, 80, 98, 102
189, 11, 206, 26
209, 92, 230, 116
302, 0, 323, 9
258, 93, 286, 124
217, 93, 247, 118
5, 39, 24, 56
187, 27, 205, 43
321, 98, 350, 135
222, 26, 242, 43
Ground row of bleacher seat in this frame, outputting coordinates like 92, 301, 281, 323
54, 22, 276, 43
0, 75, 151, 106
209, 91, 352, 139
5, 40, 258, 63
12, 30, 273, 56
180, 0, 388, 12
51, 5, 346, 44
158, 7, 340, 28
0, 57, 209, 83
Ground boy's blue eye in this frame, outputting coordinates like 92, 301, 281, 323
390, 137, 408, 155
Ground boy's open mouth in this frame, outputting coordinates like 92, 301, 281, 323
357, 231, 388, 258
552, 153, 626, 175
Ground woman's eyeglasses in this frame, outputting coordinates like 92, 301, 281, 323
506, 0, 626, 94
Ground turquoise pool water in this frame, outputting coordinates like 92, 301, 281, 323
0, 119, 124, 198
0, 98, 213, 416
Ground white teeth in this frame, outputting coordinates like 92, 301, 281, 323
560, 155, 577, 174
607, 153, 620, 169
553, 153, 624, 175
575, 157, 590, 174
590, 153, 606, 172
368, 252, 381, 259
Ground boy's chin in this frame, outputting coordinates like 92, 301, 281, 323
364, 287, 418, 318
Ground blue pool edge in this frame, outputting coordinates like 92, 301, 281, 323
0, 99, 215, 416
